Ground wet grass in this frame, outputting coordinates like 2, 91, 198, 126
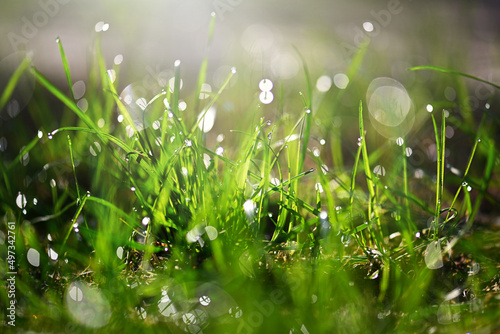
1, 20, 500, 333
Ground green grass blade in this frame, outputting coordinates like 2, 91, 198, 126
7, 135, 40, 171
32, 67, 98, 131
56, 37, 75, 99
359, 101, 383, 250
190, 68, 236, 135
67, 135, 82, 202
294, 47, 313, 174
0, 56, 31, 111
409, 65, 500, 90
445, 116, 484, 222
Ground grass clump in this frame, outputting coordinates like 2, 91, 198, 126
1, 21, 500, 334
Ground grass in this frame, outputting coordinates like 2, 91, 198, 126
1, 20, 500, 333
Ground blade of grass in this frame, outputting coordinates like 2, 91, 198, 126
445, 115, 484, 223
0, 56, 31, 111
358, 101, 383, 250
409, 65, 500, 90
56, 37, 75, 100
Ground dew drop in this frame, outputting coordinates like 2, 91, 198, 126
114, 54, 123, 65
305, 109, 311, 114
259, 78, 273, 92
37, 130, 43, 139
373, 165, 386, 176
16, 193, 27, 209
363, 21, 374, 32
259, 91, 274, 104
396, 137, 404, 146
426, 104, 434, 112
48, 248, 59, 261
27, 248, 40, 267
142, 217, 150, 226
97, 118, 105, 128
89, 141, 102, 156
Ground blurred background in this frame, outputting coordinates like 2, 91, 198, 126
1, 0, 499, 88
1, 0, 500, 171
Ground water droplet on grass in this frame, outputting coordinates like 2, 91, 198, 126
363, 21, 374, 32
198, 107, 216, 133
89, 142, 102, 156
116, 246, 124, 259
142, 217, 150, 226
48, 248, 59, 260
95, 118, 105, 128
114, 54, 123, 65
106, 69, 116, 83
426, 104, 434, 112
16, 193, 27, 209
259, 79, 273, 92
205, 226, 218, 240
216, 147, 224, 156
72, 81, 86, 100
243, 200, 255, 222
27, 248, 40, 267
373, 165, 386, 176
0, 137, 7, 151
259, 91, 274, 104
396, 137, 404, 146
